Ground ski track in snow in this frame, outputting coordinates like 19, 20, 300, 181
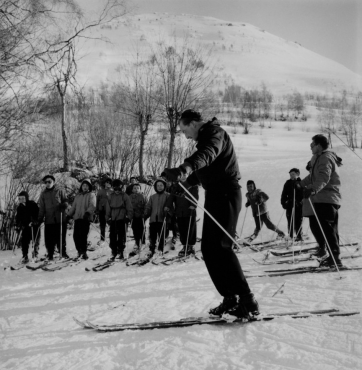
1, 126, 362, 369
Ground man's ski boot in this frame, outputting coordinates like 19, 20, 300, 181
108, 254, 117, 262
227, 293, 260, 319
178, 245, 195, 257
81, 253, 89, 260
319, 256, 343, 269
209, 295, 238, 317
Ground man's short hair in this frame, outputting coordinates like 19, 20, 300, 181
312, 134, 329, 150
180, 109, 203, 125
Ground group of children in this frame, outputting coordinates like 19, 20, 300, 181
13, 166, 307, 264
13, 174, 199, 263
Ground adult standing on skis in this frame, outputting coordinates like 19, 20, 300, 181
162, 109, 259, 318
299, 134, 343, 267
37, 175, 69, 260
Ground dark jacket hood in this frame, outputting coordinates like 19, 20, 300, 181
80, 178, 92, 192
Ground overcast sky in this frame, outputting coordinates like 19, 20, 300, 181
133, 0, 362, 76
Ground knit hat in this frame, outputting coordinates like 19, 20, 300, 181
18, 191, 29, 201
153, 177, 166, 192
102, 177, 112, 185
80, 178, 92, 192
113, 179, 123, 188
130, 182, 141, 192
289, 168, 300, 174
42, 174, 55, 182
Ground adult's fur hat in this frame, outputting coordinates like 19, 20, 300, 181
246, 180, 256, 188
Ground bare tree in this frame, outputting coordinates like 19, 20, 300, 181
117, 55, 161, 177
150, 37, 216, 166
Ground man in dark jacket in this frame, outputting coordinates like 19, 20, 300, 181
37, 175, 69, 260
299, 134, 343, 267
281, 168, 304, 241
15, 191, 40, 263
162, 109, 258, 319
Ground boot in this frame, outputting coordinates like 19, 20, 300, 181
81, 253, 88, 260
128, 245, 140, 258
20, 256, 29, 264
209, 295, 238, 317
178, 245, 195, 257
319, 256, 343, 268
115, 251, 124, 260
276, 231, 285, 239
228, 293, 260, 318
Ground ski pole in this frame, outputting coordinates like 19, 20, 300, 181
60, 212, 63, 259
185, 214, 192, 257
31, 225, 35, 262
308, 199, 342, 279
179, 183, 239, 247
257, 205, 263, 245
239, 207, 248, 240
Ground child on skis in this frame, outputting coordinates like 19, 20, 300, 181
15, 191, 40, 263
96, 177, 113, 245
245, 180, 285, 242
67, 179, 96, 260
106, 179, 133, 261
128, 182, 148, 257
144, 177, 171, 257
165, 181, 198, 257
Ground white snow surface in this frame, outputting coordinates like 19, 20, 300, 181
1, 122, 362, 369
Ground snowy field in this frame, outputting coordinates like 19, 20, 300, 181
1, 121, 362, 370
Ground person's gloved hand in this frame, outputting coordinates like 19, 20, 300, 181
162, 168, 183, 182
245, 203, 250, 208
303, 188, 315, 199
294, 181, 302, 189
282, 202, 288, 210
83, 212, 90, 221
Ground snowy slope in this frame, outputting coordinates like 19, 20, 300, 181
78, 13, 362, 94
1, 120, 362, 370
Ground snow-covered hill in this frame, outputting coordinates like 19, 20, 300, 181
78, 13, 362, 94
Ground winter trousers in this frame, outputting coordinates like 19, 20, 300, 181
20, 225, 40, 258
177, 214, 197, 247
73, 219, 90, 255
149, 221, 167, 252
131, 217, 145, 247
253, 212, 282, 236
109, 220, 126, 256
286, 207, 303, 238
44, 223, 67, 259
201, 185, 251, 297
309, 203, 340, 259
99, 210, 107, 241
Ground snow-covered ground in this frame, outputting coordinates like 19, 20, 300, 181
1, 121, 362, 370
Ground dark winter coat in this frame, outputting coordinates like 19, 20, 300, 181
38, 186, 68, 224
96, 188, 113, 212
106, 192, 133, 221
246, 189, 269, 217
16, 201, 39, 228
129, 193, 148, 218
166, 185, 199, 218
184, 119, 241, 190
281, 178, 303, 210
300, 150, 342, 205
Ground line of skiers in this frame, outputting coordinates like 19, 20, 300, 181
12, 173, 199, 264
